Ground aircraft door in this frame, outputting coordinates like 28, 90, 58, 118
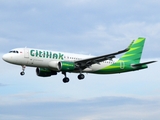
24, 48, 29, 58
120, 61, 125, 69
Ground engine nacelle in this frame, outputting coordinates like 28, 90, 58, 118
36, 67, 57, 77
48, 61, 59, 71
58, 61, 75, 72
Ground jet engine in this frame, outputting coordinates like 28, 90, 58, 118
58, 61, 76, 72
36, 67, 57, 77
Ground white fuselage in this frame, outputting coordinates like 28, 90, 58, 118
2, 38, 155, 83
2, 48, 118, 73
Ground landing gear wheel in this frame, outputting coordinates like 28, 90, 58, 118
78, 74, 85, 80
62, 72, 70, 83
63, 77, 70, 83
20, 65, 26, 76
20, 72, 25, 76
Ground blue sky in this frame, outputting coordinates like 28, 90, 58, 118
0, 0, 160, 120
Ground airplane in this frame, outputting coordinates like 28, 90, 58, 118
2, 37, 156, 83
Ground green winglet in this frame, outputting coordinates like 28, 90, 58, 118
127, 40, 135, 50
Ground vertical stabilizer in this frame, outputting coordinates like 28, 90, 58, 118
119, 37, 146, 63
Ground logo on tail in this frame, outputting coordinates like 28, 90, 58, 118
119, 37, 146, 64
119, 37, 156, 68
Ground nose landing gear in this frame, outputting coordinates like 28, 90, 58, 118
20, 65, 26, 76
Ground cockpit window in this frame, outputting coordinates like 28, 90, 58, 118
9, 51, 19, 53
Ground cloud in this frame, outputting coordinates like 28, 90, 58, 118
0, 83, 7, 87
0, 0, 159, 57
0, 37, 9, 43
63, 0, 93, 6
0, 1, 160, 119
0, 96, 160, 120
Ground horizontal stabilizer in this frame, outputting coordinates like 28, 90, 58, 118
132, 61, 157, 67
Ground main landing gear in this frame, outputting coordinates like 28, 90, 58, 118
62, 72, 85, 83
78, 74, 85, 80
20, 65, 26, 76
62, 72, 70, 83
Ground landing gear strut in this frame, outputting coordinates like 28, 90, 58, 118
62, 72, 69, 83
20, 65, 26, 76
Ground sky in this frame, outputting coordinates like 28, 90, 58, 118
0, 0, 160, 120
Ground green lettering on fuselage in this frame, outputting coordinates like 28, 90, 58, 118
30, 49, 64, 60
59, 53, 64, 60
46, 51, 49, 58
50, 52, 52, 58
53, 53, 58, 59
30, 50, 35, 56
43, 51, 45, 58
36, 50, 39, 57
39, 51, 43, 57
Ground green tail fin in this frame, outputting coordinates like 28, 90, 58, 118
119, 37, 146, 63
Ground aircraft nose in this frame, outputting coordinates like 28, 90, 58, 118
2, 54, 9, 61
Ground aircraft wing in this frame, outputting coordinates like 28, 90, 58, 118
75, 49, 130, 70
74, 40, 134, 70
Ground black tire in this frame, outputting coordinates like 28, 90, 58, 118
63, 77, 69, 83
20, 72, 25, 76
78, 74, 85, 80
